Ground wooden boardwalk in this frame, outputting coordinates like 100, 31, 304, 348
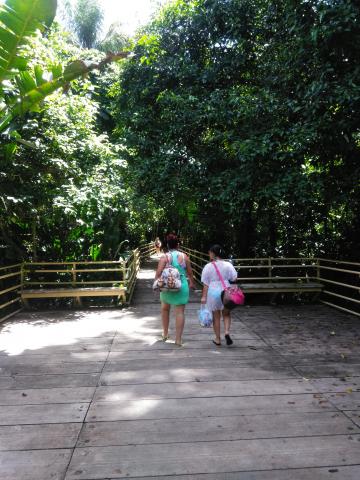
0, 257, 360, 479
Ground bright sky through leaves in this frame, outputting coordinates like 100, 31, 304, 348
0, 0, 169, 36
102, 0, 168, 35
58, 0, 169, 36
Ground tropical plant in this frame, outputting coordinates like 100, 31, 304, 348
0, 0, 137, 263
0, 0, 127, 136
0, 0, 57, 81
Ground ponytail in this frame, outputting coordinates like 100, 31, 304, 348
209, 244, 226, 259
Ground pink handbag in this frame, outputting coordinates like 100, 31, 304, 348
212, 261, 245, 310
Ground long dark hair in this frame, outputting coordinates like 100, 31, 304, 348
209, 244, 226, 258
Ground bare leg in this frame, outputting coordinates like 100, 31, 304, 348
223, 308, 231, 335
175, 305, 185, 345
161, 302, 170, 338
212, 310, 221, 344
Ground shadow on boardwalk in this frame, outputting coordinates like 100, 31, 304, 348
0, 257, 359, 479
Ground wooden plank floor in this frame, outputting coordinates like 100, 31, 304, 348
0, 257, 360, 479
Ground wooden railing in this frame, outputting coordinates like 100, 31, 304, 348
317, 258, 360, 317
0, 243, 157, 322
0, 264, 23, 322
21, 250, 143, 305
139, 242, 157, 258
125, 249, 140, 304
22, 260, 127, 289
181, 247, 360, 317
2, 243, 357, 320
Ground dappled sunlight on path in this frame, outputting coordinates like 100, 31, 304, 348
0, 309, 165, 356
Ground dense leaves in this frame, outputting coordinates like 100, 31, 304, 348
114, 0, 360, 258
0, 11, 155, 263
1, 0, 359, 264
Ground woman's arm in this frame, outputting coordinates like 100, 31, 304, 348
228, 262, 238, 283
201, 284, 209, 304
185, 255, 195, 289
155, 255, 167, 280
200, 263, 210, 303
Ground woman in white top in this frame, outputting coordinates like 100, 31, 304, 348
201, 244, 238, 346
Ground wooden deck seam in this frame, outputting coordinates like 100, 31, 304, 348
86, 464, 360, 479
86, 392, 336, 400
0, 407, 351, 428
82, 409, 342, 423
61, 432, 360, 450
1, 431, 360, 453
62, 331, 118, 480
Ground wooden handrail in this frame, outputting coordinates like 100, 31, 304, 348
323, 290, 360, 304
317, 277, 359, 291
0, 263, 22, 271
23, 261, 125, 265
321, 300, 360, 317
319, 265, 360, 275
0, 297, 21, 310
23, 268, 126, 273
318, 258, 360, 267
0, 271, 22, 281
0, 284, 22, 296
1, 247, 358, 320
0, 265, 22, 322
182, 247, 359, 317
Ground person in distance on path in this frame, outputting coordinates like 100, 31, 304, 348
154, 237, 162, 255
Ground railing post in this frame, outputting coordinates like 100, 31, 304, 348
268, 257, 272, 282
122, 257, 128, 303
21, 263, 29, 309
20, 263, 24, 294
72, 262, 81, 307
316, 258, 320, 282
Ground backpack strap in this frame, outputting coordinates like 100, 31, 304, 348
177, 252, 185, 267
165, 253, 172, 267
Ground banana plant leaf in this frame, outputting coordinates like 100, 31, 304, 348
0, 0, 57, 82
0, 53, 129, 133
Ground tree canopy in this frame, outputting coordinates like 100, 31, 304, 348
0, 0, 359, 263
114, 0, 360, 258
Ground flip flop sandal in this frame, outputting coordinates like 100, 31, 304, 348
161, 335, 169, 342
225, 334, 233, 346
212, 340, 221, 346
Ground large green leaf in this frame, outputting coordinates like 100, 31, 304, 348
0, 53, 128, 133
0, 0, 57, 82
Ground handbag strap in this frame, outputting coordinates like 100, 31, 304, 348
212, 261, 226, 289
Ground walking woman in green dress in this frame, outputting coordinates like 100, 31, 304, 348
155, 234, 195, 346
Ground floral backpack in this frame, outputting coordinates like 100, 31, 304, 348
154, 252, 182, 291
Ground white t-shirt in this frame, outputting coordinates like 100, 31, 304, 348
201, 260, 237, 287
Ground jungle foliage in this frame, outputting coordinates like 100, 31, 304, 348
114, 0, 360, 258
1, 0, 359, 264
0, 0, 157, 263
